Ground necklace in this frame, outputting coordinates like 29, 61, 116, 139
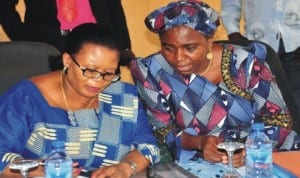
60, 72, 96, 125
200, 59, 213, 76
60, 72, 96, 110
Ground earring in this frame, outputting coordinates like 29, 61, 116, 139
206, 51, 213, 60
63, 66, 68, 74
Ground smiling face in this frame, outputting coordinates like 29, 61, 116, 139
160, 25, 213, 76
63, 42, 120, 98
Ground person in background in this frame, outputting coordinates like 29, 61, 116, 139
130, 0, 300, 167
0, 23, 160, 178
0, 0, 134, 70
221, 0, 300, 111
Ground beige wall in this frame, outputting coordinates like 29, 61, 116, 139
0, 0, 228, 57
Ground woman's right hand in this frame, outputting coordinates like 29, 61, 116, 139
200, 135, 226, 163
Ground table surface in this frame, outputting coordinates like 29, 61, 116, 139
1, 151, 299, 178
273, 151, 300, 176
176, 151, 300, 178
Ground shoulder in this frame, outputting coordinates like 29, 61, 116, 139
101, 81, 141, 110
219, 41, 270, 100
0, 80, 42, 103
2, 80, 38, 95
30, 72, 61, 105
219, 41, 268, 66
134, 52, 163, 66
131, 52, 174, 75
231, 41, 267, 60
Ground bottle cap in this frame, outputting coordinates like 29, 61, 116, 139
252, 122, 264, 131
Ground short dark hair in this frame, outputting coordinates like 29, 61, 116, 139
64, 23, 122, 55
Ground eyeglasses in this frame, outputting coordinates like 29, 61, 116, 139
69, 54, 120, 82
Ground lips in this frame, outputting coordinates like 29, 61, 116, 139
86, 86, 101, 94
176, 64, 193, 74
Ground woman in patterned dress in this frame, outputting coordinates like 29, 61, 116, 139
130, 0, 300, 168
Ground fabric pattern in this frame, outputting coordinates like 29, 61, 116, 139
0, 80, 160, 171
144, 0, 220, 37
221, 0, 300, 53
130, 41, 299, 161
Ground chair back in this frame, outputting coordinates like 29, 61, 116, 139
0, 41, 61, 94
214, 40, 300, 132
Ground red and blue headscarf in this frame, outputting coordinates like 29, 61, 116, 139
145, 0, 220, 37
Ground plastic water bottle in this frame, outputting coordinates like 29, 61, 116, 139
45, 141, 72, 178
245, 122, 272, 178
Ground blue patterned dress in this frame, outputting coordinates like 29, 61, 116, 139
0, 80, 160, 171
130, 42, 300, 161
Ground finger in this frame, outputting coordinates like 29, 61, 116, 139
233, 157, 245, 167
232, 152, 245, 167
72, 162, 79, 167
204, 151, 224, 162
72, 167, 82, 177
101, 166, 117, 177
91, 167, 106, 178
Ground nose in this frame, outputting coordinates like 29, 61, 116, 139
174, 48, 185, 62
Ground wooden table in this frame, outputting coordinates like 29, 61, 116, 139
1, 152, 299, 178
273, 151, 300, 177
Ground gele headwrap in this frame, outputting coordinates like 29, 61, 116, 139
145, 0, 220, 37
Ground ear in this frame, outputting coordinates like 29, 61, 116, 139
207, 37, 214, 50
62, 53, 72, 67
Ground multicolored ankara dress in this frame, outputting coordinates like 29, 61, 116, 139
0, 80, 160, 171
130, 42, 300, 162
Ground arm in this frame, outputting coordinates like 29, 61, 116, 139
236, 42, 297, 150
91, 150, 149, 178
0, 84, 35, 171
91, 97, 159, 178
220, 0, 246, 40
130, 57, 185, 159
243, 43, 290, 121
181, 132, 225, 162
130, 57, 223, 162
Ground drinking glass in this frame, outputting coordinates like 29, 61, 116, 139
217, 141, 244, 178
9, 159, 39, 178
217, 125, 248, 178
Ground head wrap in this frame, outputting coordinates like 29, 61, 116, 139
145, 0, 220, 37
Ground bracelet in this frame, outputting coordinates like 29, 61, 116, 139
123, 160, 137, 177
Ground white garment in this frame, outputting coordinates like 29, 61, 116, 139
221, 0, 300, 52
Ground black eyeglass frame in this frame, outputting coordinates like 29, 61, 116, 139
69, 54, 120, 82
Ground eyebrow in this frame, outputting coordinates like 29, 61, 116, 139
161, 42, 199, 48
71, 55, 117, 73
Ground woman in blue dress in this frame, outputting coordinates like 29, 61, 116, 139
0, 23, 160, 177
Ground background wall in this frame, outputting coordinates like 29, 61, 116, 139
0, 0, 228, 57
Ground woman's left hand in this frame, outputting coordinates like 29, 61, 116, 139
91, 162, 132, 178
